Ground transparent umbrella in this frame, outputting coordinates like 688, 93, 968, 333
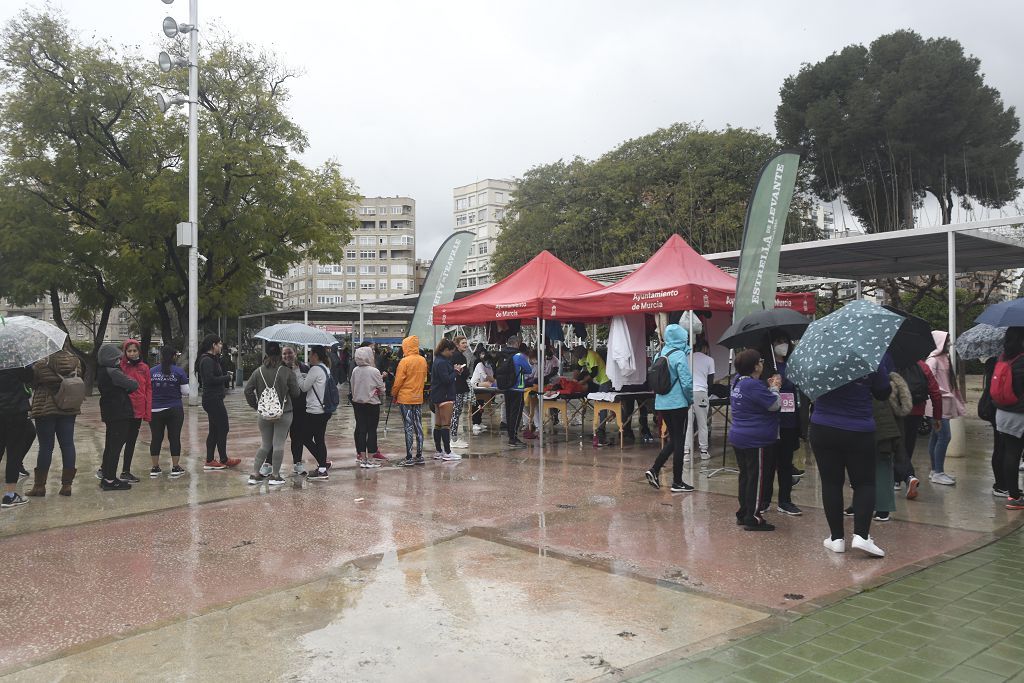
253, 323, 338, 346
0, 316, 68, 370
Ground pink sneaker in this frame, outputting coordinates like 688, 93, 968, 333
372, 451, 387, 460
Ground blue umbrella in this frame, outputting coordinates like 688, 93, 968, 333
975, 298, 1024, 328
787, 300, 904, 400
955, 323, 1006, 360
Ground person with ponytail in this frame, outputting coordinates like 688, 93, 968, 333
924, 331, 965, 486
195, 334, 239, 470
149, 346, 189, 478
429, 338, 461, 461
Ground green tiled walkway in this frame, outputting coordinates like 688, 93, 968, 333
633, 528, 1024, 682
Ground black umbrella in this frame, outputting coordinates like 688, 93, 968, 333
882, 305, 934, 369
717, 308, 812, 350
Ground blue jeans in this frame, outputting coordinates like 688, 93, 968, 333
928, 418, 952, 473
34, 415, 77, 470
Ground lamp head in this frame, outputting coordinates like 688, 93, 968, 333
162, 16, 179, 38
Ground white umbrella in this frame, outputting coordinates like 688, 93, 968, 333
253, 323, 338, 346
0, 316, 68, 370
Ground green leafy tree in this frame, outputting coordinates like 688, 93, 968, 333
0, 9, 358, 365
492, 123, 820, 278
776, 29, 1021, 233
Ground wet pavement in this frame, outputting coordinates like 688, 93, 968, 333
1, 389, 1021, 681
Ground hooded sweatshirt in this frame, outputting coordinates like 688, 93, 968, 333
729, 375, 781, 449
120, 339, 152, 422
654, 324, 694, 411
350, 346, 386, 405
0, 367, 33, 415
925, 331, 966, 419
391, 336, 428, 405
430, 353, 457, 404
96, 343, 138, 423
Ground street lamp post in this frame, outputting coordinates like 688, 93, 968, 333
158, 0, 200, 405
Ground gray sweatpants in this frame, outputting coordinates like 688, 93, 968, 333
255, 412, 294, 476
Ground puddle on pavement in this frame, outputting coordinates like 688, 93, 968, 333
11, 536, 767, 682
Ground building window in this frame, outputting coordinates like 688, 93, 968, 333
393, 280, 405, 290
478, 242, 488, 255
378, 279, 389, 290
477, 208, 487, 221
456, 197, 468, 211
496, 191, 505, 203
402, 236, 414, 245
358, 236, 375, 246
379, 265, 388, 274
360, 207, 377, 215
359, 265, 375, 275
360, 282, 376, 290
346, 280, 357, 290
456, 214, 467, 227
390, 206, 404, 214
346, 265, 357, 274
359, 250, 375, 259
467, 212, 475, 223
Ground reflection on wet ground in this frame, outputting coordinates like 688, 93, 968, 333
1, 391, 1020, 680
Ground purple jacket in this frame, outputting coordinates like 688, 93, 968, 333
811, 356, 893, 433
729, 376, 781, 449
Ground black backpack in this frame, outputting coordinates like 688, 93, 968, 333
494, 351, 517, 390
901, 363, 929, 405
649, 349, 680, 395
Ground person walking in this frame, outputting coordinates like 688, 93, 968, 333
810, 355, 891, 557
727, 350, 782, 531
196, 334, 240, 471
149, 346, 188, 479
96, 343, 139, 491
295, 345, 334, 481
995, 328, 1024, 509
449, 336, 472, 450
684, 338, 715, 461
116, 339, 152, 483
244, 342, 301, 486
894, 358, 942, 499
643, 324, 695, 493
925, 331, 965, 486
430, 338, 462, 462
28, 342, 83, 497
391, 335, 428, 466
351, 345, 386, 468
1, 366, 35, 507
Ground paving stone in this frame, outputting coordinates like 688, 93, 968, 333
885, 654, 954, 680
805, 658, 870, 681
938, 664, 1015, 683
963, 652, 1024, 678
732, 663, 793, 683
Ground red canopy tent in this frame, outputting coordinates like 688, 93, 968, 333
433, 250, 603, 325
544, 234, 815, 319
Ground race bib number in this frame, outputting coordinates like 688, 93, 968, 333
779, 392, 796, 413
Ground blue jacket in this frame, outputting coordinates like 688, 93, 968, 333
151, 364, 188, 411
512, 352, 533, 392
654, 324, 693, 411
429, 355, 457, 404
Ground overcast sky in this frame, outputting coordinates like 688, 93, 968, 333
5, 0, 1023, 257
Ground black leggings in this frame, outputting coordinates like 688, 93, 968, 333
202, 394, 229, 462
150, 407, 184, 458
504, 390, 525, 441
353, 403, 380, 455
122, 418, 142, 473
101, 418, 132, 480
810, 423, 875, 540
0, 414, 35, 485
289, 408, 307, 463
302, 412, 330, 468
650, 408, 689, 486
1000, 431, 1024, 499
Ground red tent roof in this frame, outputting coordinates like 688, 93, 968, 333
433, 250, 603, 325
546, 234, 815, 319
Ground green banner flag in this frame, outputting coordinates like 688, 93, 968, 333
733, 151, 801, 323
407, 230, 475, 341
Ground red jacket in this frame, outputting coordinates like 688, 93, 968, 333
120, 339, 152, 422
910, 360, 942, 420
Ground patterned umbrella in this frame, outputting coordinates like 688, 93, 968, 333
787, 301, 904, 400
254, 323, 338, 346
955, 323, 1006, 360
0, 316, 68, 370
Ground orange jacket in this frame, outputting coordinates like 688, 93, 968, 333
391, 336, 427, 405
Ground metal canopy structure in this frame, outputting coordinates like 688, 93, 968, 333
703, 218, 1024, 280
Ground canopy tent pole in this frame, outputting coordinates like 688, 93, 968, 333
538, 316, 544, 453
706, 348, 739, 478
303, 310, 309, 363
358, 304, 364, 345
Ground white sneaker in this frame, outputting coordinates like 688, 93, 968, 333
823, 537, 845, 553
683, 452, 691, 463
699, 451, 710, 461
259, 462, 272, 477
479, 424, 488, 430
293, 462, 307, 477
852, 534, 885, 557
451, 439, 470, 449
472, 425, 483, 435
433, 452, 445, 460
932, 472, 956, 486
1019, 460, 1023, 472
441, 452, 462, 461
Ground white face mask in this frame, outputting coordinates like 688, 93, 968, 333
773, 343, 789, 357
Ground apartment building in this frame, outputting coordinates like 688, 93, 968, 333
282, 196, 417, 308
263, 268, 284, 308
452, 179, 516, 288
0, 296, 143, 344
